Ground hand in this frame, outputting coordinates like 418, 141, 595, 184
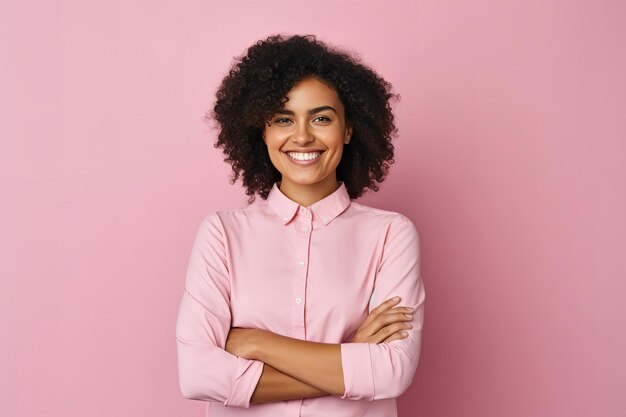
350, 297, 414, 344
225, 327, 259, 359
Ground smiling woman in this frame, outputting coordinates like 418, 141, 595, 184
176, 33, 425, 417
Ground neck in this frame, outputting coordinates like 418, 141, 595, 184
279, 176, 341, 208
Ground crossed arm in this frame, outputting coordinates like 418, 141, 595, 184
225, 328, 342, 403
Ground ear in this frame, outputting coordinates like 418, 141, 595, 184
344, 122, 353, 144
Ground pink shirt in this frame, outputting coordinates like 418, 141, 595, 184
176, 181, 426, 416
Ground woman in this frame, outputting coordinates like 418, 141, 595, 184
176, 34, 426, 417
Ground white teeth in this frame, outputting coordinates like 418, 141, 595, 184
286, 151, 322, 161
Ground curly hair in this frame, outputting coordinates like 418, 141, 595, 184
206, 33, 400, 204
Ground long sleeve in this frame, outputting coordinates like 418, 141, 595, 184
340, 214, 426, 401
175, 213, 264, 408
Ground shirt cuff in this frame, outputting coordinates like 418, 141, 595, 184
340, 342, 375, 400
224, 357, 264, 408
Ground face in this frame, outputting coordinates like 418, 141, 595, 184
262, 76, 352, 191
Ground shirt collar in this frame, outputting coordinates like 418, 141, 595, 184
267, 181, 351, 226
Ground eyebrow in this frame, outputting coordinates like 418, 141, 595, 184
274, 105, 337, 116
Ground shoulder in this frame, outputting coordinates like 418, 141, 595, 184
191, 211, 227, 246
199, 202, 264, 233
349, 202, 420, 252
349, 201, 417, 229
202, 200, 260, 222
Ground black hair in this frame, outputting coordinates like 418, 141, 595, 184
207, 33, 400, 204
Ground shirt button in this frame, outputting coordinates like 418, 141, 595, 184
301, 207, 308, 214
298, 260, 305, 267
301, 226, 309, 231
295, 297, 302, 304
282, 216, 289, 221
322, 217, 328, 222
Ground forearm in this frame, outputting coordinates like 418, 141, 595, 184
251, 331, 346, 397
250, 363, 329, 404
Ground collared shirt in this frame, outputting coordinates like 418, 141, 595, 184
176, 181, 426, 416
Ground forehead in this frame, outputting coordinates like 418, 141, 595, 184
282, 77, 343, 110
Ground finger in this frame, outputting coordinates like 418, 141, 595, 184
387, 306, 414, 314
370, 310, 412, 336
382, 324, 410, 343
381, 309, 414, 324
361, 297, 402, 328
372, 321, 411, 343
383, 331, 409, 343
370, 296, 401, 316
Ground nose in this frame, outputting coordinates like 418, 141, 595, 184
292, 121, 314, 145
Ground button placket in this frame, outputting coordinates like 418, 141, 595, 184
292, 206, 312, 340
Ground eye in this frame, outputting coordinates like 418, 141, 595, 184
272, 116, 331, 125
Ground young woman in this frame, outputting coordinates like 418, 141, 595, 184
176, 34, 426, 417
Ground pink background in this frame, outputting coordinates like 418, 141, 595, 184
1, 1, 624, 416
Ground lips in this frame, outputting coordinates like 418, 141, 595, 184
286, 152, 322, 160
282, 150, 325, 165
282, 150, 325, 157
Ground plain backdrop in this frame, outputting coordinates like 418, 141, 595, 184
1, 1, 624, 416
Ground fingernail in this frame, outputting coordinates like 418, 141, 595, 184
393, 296, 400, 301
405, 314, 413, 318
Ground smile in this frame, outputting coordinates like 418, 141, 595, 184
283, 151, 325, 166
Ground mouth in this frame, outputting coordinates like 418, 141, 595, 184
282, 150, 325, 165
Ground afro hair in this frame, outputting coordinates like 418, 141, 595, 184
206, 33, 400, 204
